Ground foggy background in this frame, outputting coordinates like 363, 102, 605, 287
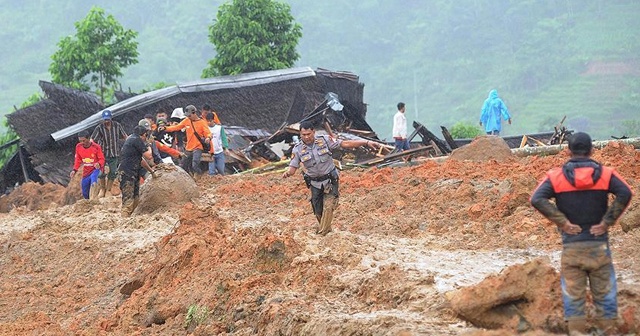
1, 0, 639, 140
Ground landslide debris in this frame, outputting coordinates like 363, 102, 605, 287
0, 140, 638, 335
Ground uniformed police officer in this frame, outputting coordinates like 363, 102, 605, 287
283, 120, 380, 235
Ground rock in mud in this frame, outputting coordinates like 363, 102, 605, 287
448, 258, 564, 333
133, 164, 199, 215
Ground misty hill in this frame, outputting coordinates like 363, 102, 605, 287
1, 0, 639, 140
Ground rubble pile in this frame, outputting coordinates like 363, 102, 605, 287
0, 140, 638, 335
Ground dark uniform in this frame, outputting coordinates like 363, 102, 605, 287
290, 135, 342, 235
118, 133, 149, 217
531, 155, 632, 332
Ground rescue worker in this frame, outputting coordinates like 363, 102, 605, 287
160, 105, 211, 178
118, 125, 159, 218
282, 120, 380, 235
531, 132, 632, 335
70, 130, 105, 200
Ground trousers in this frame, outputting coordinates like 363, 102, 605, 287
310, 179, 339, 235
561, 241, 618, 320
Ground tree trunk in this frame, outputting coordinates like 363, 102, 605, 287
510, 138, 640, 157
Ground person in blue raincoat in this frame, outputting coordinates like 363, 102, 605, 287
479, 89, 512, 135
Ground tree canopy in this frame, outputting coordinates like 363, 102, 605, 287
202, 0, 302, 77
48, 6, 139, 103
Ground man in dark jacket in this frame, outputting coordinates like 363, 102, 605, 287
531, 132, 632, 335
118, 125, 158, 218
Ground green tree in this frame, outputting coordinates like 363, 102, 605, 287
202, 0, 302, 77
49, 6, 139, 103
449, 121, 483, 139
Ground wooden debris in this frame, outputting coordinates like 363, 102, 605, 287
355, 146, 434, 166
511, 137, 640, 157
548, 116, 571, 145
238, 159, 290, 175
441, 126, 459, 150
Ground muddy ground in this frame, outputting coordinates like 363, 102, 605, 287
0, 138, 639, 335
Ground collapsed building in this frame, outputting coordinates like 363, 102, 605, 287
1, 67, 378, 192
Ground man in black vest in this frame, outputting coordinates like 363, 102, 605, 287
531, 132, 632, 335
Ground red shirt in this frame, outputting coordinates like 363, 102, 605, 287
73, 141, 105, 178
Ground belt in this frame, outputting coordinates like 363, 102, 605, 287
307, 168, 337, 182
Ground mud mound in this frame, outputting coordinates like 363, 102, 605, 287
0, 182, 68, 212
133, 163, 199, 215
450, 136, 514, 162
108, 203, 303, 334
620, 205, 640, 233
448, 258, 564, 333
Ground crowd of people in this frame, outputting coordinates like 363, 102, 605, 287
71, 104, 229, 216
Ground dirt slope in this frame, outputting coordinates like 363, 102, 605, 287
0, 139, 639, 335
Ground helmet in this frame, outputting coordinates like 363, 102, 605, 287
171, 108, 186, 120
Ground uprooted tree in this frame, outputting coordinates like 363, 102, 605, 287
48, 6, 139, 104
202, 0, 302, 77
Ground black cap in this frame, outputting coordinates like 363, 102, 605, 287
568, 132, 592, 155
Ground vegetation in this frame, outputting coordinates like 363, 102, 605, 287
0, 1, 639, 141
449, 121, 483, 139
184, 304, 210, 329
202, 0, 302, 77
617, 120, 640, 138
49, 6, 139, 103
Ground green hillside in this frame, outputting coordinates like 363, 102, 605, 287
0, 0, 638, 141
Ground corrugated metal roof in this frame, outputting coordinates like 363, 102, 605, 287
51, 67, 316, 142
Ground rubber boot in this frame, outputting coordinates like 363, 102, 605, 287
567, 319, 589, 336
105, 179, 114, 196
594, 319, 617, 335
121, 199, 135, 218
89, 182, 101, 200
317, 194, 337, 235
97, 178, 106, 198
132, 197, 140, 213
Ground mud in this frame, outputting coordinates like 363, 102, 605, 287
0, 140, 638, 335
448, 258, 564, 332
449, 136, 514, 162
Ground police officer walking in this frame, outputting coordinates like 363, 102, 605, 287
531, 132, 632, 335
282, 120, 379, 235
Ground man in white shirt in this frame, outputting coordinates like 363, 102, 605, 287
392, 102, 409, 152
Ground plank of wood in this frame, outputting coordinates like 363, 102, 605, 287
519, 135, 528, 148
355, 146, 433, 165
527, 136, 547, 147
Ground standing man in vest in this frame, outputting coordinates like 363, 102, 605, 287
70, 130, 105, 200
531, 132, 632, 335
91, 109, 128, 197
206, 112, 228, 175
282, 120, 380, 235
160, 105, 211, 178
392, 102, 409, 152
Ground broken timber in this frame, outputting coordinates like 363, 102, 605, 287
412, 121, 452, 154
511, 137, 640, 157
354, 146, 434, 166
